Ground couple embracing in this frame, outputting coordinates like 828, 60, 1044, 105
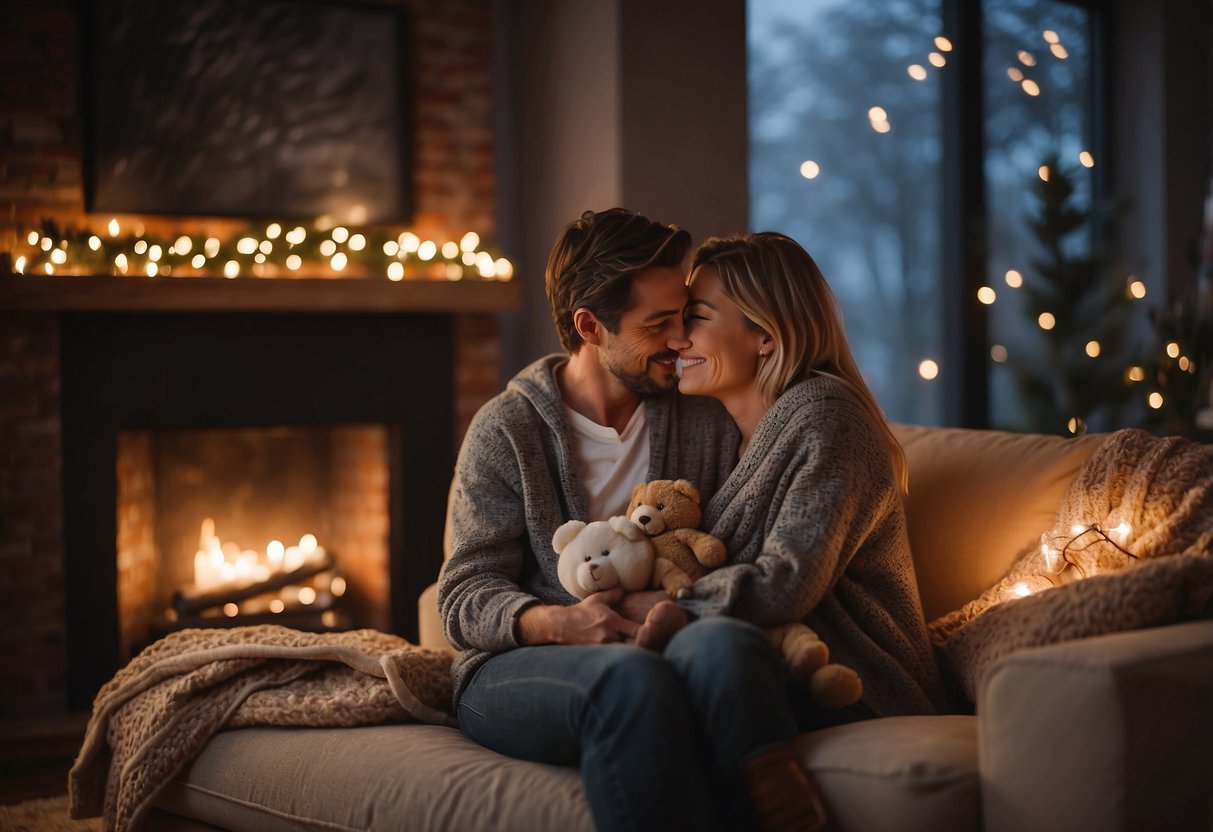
438, 208, 947, 832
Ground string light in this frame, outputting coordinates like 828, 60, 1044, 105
5, 218, 513, 283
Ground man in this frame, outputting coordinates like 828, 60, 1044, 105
438, 208, 739, 830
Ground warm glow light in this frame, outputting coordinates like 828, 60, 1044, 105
1126, 366, 1145, 383
1148, 392, 1164, 410
1038, 165, 1050, 182
332, 226, 350, 244
133, 240, 147, 255
1079, 151, 1094, 168
108, 219, 120, 236
204, 238, 221, 258
147, 244, 162, 262
399, 232, 420, 253
907, 64, 928, 81
934, 35, 953, 51
299, 587, 317, 605
258, 240, 272, 255
977, 286, 997, 304
387, 262, 405, 281
27, 230, 39, 246
476, 252, 497, 278
44, 263, 54, 274
990, 344, 1008, 363
495, 258, 514, 279
223, 260, 239, 278
330, 252, 348, 271
1004, 269, 1024, 288
383, 240, 400, 256
1038, 312, 1056, 330
1017, 49, 1037, 66
1167, 341, 1181, 359
928, 51, 946, 67
265, 223, 282, 239
270, 599, 285, 614
918, 359, 940, 380
442, 241, 459, 259
1128, 279, 1147, 299
319, 240, 337, 257
285, 226, 306, 245
191, 254, 205, 269
50, 248, 67, 265
445, 263, 463, 280
1007, 67, 1024, 82
1085, 340, 1101, 357
331, 576, 347, 597
254, 253, 266, 265
267, 540, 285, 564
872, 120, 891, 134
868, 106, 888, 122
1050, 43, 1069, 59
1012, 582, 1032, 597
1043, 29, 1059, 44
1067, 417, 1086, 435
235, 237, 256, 255
1022, 79, 1041, 96
300, 534, 318, 554
1178, 356, 1192, 372
348, 233, 367, 251
799, 160, 821, 179
418, 240, 437, 261
285, 254, 302, 270
172, 235, 191, 255
460, 231, 481, 251
224, 603, 239, 618
145, 262, 158, 277
14, 255, 25, 273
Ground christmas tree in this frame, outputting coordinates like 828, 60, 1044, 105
1006, 155, 1139, 434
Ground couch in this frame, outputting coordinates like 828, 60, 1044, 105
146, 423, 1213, 832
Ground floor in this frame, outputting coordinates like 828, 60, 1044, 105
0, 713, 86, 805
0, 762, 72, 805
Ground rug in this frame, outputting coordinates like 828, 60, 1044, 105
0, 795, 101, 832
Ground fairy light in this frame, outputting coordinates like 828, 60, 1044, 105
934, 35, 952, 51
1125, 366, 1145, 383
1043, 30, 1059, 44
6, 218, 513, 282
1038, 165, 1050, 182
868, 106, 892, 133
1079, 151, 1094, 168
387, 262, 405, 281
1050, 43, 1069, 59
1005, 269, 1024, 288
1148, 391, 1164, 409
990, 344, 1008, 363
918, 359, 940, 380
1127, 278, 1147, 299
1022, 79, 1041, 96
1017, 49, 1036, 66
799, 160, 821, 179
1038, 312, 1056, 330
928, 52, 946, 68
1085, 340, 1101, 358
907, 64, 928, 81
977, 286, 996, 304
1007, 67, 1024, 82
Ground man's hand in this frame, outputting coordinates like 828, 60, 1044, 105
517, 588, 640, 645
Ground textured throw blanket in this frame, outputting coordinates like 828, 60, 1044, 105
930, 428, 1213, 703
69, 625, 455, 832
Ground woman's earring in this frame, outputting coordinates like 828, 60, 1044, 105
758, 351, 769, 359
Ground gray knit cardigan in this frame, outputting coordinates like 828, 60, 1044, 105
438, 355, 740, 703
683, 374, 948, 716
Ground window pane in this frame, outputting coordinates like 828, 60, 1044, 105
748, 0, 945, 424
983, 1, 1098, 431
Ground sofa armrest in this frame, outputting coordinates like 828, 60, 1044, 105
418, 581, 454, 654
978, 619, 1213, 832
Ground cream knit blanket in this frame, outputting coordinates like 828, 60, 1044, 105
931, 428, 1213, 702
69, 625, 455, 832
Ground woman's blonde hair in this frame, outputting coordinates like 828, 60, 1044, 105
690, 232, 908, 493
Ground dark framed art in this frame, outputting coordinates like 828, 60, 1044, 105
83, 0, 412, 223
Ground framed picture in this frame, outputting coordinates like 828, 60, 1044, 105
83, 0, 411, 223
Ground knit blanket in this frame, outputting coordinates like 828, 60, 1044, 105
68, 625, 455, 832
930, 428, 1213, 703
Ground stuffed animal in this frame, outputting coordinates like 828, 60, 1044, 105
627, 479, 726, 598
553, 515, 654, 599
628, 479, 863, 709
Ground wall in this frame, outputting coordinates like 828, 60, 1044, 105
0, 0, 499, 721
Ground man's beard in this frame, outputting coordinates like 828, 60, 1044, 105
602, 349, 679, 396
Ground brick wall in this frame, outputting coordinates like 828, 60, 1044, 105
0, 0, 500, 721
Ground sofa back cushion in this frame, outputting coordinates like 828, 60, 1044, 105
891, 424, 1105, 622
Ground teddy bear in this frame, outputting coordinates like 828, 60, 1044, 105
626, 479, 726, 598
628, 479, 863, 709
553, 515, 654, 599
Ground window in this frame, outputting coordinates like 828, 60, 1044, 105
748, 0, 1103, 427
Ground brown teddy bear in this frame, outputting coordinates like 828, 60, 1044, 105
627, 479, 863, 709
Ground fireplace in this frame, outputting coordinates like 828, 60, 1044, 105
115, 423, 391, 661
60, 310, 454, 709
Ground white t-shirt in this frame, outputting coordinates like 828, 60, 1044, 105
563, 401, 650, 520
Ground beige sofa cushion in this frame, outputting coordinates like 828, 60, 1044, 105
891, 424, 1105, 621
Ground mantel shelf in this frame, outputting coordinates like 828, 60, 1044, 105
0, 274, 521, 313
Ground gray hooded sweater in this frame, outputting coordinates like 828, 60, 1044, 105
438, 355, 740, 704
683, 374, 948, 716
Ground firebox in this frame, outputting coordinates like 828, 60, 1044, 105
61, 311, 454, 709
115, 424, 391, 661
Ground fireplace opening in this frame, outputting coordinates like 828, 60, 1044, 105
115, 424, 391, 661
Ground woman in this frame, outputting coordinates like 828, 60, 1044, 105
663, 231, 946, 827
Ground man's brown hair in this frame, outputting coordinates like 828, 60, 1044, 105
546, 208, 692, 353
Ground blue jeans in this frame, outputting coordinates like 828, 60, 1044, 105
458, 617, 865, 832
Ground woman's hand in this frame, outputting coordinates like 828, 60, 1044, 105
517, 587, 640, 645
613, 589, 670, 625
